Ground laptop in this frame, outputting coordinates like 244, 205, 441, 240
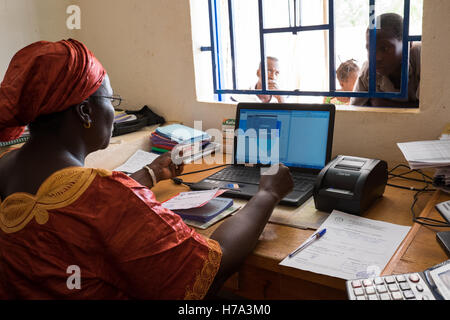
190, 103, 335, 206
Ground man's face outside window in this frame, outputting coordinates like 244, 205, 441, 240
365, 29, 403, 78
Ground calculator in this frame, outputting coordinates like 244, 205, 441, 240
346, 260, 450, 300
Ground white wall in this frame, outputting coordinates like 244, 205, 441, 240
0, 0, 72, 79
2, 0, 449, 166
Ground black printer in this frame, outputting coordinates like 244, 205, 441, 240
313, 155, 388, 215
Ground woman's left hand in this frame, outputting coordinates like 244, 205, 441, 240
129, 152, 184, 188
148, 152, 184, 182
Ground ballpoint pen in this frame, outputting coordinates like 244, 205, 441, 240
288, 228, 327, 258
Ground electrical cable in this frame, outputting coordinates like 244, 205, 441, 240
171, 164, 228, 186
387, 164, 434, 191
411, 189, 450, 228
387, 165, 450, 228
177, 164, 228, 177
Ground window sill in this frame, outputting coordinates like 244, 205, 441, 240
196, 98, 422, 114
335, 105, 421, 114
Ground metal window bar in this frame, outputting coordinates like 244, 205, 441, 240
228, 0, 237, 90
258, 0, 267, 94
400, 0, 412, 100
207, 0, 220, 101
328, 0, 336, 93
368, 0, 377, 95
205, 0, 421, 101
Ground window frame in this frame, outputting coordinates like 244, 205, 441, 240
202, 0, 422, 104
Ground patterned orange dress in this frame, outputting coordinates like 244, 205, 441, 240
0, 167, 222, 299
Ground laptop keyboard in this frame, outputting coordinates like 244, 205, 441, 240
208, 166, 316, 192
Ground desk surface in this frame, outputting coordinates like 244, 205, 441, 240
85, 128, 450, 300
152, 160, 450, 299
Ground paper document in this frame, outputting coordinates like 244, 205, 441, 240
113, 150, 160, 173
397, 140, 450, 169
162, 189, 226, 210
279, 210, 411, 280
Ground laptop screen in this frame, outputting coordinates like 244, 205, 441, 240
235, 106, 333, 170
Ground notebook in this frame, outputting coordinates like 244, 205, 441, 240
190, 103, 335, 206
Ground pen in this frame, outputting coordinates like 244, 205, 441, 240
288, 228, 327, 258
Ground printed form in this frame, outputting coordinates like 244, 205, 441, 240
280, 210, 410, 280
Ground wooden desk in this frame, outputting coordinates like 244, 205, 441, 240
152, 160, 450, 300
85, 129, 449, 300
384, 190, 450, 274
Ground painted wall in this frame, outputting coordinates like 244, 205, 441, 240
0, 0, 72, 79
1, 0, 448, 166
75, 0, 449, 166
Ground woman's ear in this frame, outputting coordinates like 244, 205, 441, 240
74, 100, 93, 128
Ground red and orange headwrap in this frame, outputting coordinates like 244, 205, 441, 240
0, 39, 106, 142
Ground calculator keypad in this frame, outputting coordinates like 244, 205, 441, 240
346, 273, 435, 300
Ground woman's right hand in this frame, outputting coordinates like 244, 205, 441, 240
258, 164, 294, 203
207, 163, 293, 297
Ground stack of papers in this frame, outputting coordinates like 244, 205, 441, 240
280, 210, 411, 280
397, 139, 450, 193
397, 139, 450, 169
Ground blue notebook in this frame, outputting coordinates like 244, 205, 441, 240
173, 197, 233, 222
156, 124, 211, 144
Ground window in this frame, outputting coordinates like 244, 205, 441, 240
190, 0, 423, 107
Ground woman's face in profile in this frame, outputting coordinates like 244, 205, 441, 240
89, 74, 115, 150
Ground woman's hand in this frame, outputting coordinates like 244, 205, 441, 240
129, 152, 184, 188
148, 152, 184, 182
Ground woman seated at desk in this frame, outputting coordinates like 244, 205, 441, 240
0, 39, 293, 299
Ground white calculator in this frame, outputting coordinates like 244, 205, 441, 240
346, 260, 450, 300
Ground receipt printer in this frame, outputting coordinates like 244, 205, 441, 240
313, 155, 388, 215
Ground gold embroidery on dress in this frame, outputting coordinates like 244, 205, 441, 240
0, 167, 112, 234
184, 238, 222, 300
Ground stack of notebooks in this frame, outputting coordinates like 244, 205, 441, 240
150, 124, 220, 162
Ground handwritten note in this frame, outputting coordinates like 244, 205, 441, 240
280, 210, 411, 280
